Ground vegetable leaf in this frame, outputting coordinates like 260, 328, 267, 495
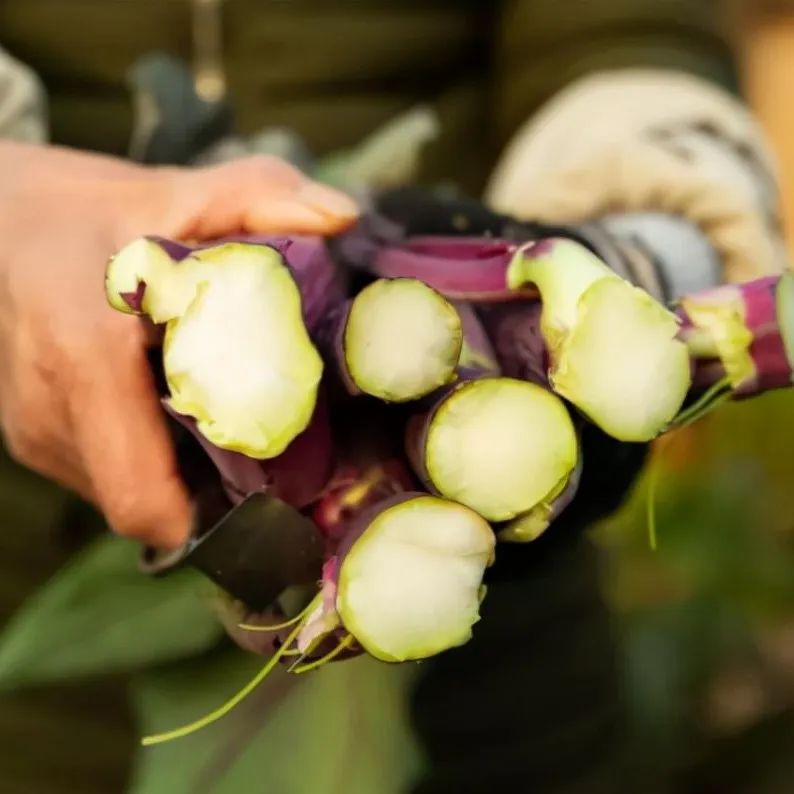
0, 536, 223, 690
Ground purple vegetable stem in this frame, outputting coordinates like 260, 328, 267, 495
164, 398, 334, 509
678, 275, 794, 396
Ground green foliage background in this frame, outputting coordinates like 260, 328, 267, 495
597, 388, 794, 791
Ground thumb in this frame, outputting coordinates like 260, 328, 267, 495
160, 155, 359, 241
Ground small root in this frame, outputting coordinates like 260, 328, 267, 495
670, 377, 731, 430
237, 598, 317, 633
291, 635, 355, 675
141, 593, 322, 746
646, 447, 663, 552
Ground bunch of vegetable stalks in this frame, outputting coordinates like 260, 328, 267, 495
105, 229, 794, 746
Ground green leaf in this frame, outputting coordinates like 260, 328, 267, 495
0, 536, 223, 689
130, 648, 424, 794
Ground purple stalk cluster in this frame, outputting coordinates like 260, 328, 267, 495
107, 216, 794, 747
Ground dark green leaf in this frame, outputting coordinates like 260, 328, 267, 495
0, 536, 223, 689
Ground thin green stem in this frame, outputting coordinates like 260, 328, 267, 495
237, 598, 316, 632
646, 459, 660, 552
673, 391, 732, 432
142, 594, 321, 747
291, 635, 355, 675
670, 377, 731, 429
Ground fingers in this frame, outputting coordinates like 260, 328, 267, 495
2, 412, 95, 502
70, 326, 193, 549
163, 155, 359, 240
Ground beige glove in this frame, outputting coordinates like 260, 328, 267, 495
486, 68, 788, 285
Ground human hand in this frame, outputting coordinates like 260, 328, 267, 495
0, 142, 358, 549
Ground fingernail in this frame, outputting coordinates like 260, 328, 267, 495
249, 200, 344, 231
298, 182, 359, 219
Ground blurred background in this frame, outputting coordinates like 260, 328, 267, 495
2, 1, 794, 793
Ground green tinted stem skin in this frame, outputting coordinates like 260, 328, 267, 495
334, 493, 496, 663
406, 377, 578, 523
497, 452, 582, 543
507, 239, 690, 441
506, 240, 794, 427
106, 237, 324, 458
320, 278, 463, 402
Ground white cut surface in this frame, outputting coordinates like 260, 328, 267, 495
337, 496, 495, 662
105, 238, 170, 317
161, 244, 322, 458
345, 278, 462, 401
425, 378, 577, 521
106, 237, 220, 323
553, 277, 691, 441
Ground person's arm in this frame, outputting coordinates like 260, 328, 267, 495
0, 141, 357, 548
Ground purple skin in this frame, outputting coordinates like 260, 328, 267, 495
130, 235, 346, 332
404, 396, 449, 491
677, 275, 793, 396
165, 397, 334, 509
298, 492, 430, 658
478, 301, 549, 388
145, 236, 193, 261
224, 556, 361, 664
545, 451, 583, 523
372, 237, 537, 302
244, 236, 347, 332
313, 300, 362, 396
403, 306, 503, 491
453, 302, 501, 378
119, 280, 147, 312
